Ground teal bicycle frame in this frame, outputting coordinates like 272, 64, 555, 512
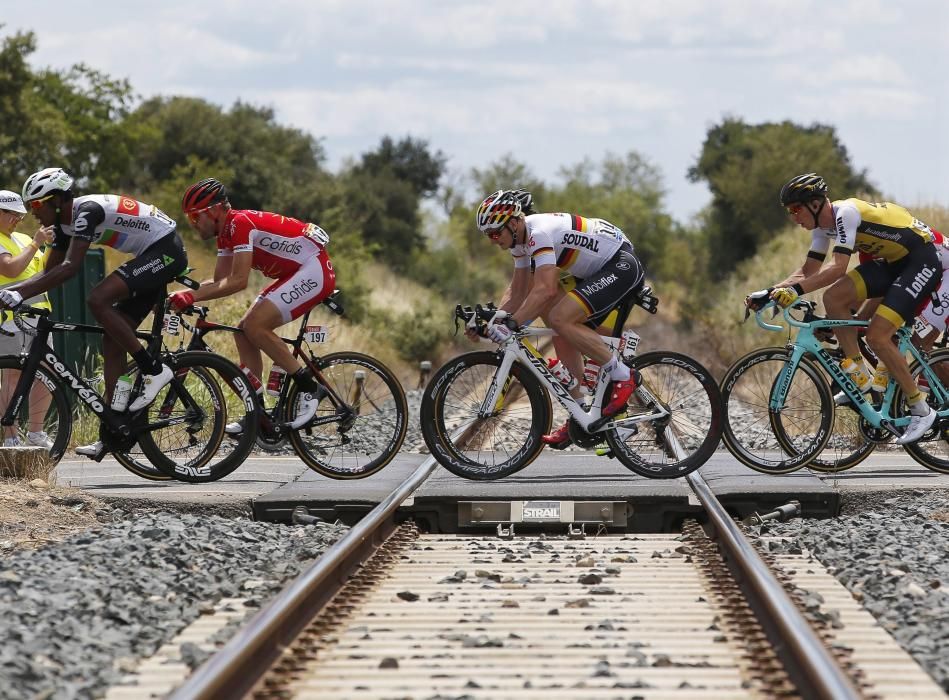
756, 299, 949, 439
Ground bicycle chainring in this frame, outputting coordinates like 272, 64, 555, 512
858, 415, 893, 444
568, 418, 605, 449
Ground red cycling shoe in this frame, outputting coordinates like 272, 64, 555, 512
603, 371, 640, 417
542, 421, 572, 448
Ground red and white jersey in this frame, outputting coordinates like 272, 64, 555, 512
217, 209, 328, 279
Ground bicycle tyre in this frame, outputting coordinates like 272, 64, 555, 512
604, 351, 722, 478
772, 357, 876, 473
0, 355, 72, 465
898, 348, 949, 474
138, 351, 258, 482
420, 350, 552, 480
285, 351, 408, 479
720, 348, 833, 474
112, 362, 224, 481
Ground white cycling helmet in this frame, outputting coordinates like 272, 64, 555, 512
0, 190, 26, 214
22, 167, 74, 203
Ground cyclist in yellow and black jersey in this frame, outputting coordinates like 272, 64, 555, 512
746, 173, 940, 445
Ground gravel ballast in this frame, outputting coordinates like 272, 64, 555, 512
756, 489, 949, 692
0, 510, 347, 699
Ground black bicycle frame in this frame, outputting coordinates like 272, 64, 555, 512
0, 306, 196, 435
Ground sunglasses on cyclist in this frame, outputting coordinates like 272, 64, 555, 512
28, 195, 55, 211
485, 224, 509, 241
786, 204, 804, 216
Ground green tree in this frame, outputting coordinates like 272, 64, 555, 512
0, 28, 139, 192
342, 136, 447, 268
688, 117, 876, 278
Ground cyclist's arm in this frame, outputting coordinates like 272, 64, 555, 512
499, 266, 531, 313
510, 264, 559, 325
8, 237, 89, 300
776, 252, 849, 294
190, 250, 253, 303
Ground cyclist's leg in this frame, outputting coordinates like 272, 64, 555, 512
824, 263, 887, 359
246, 255, 336, 411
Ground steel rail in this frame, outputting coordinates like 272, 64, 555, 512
686, 468, 861, 700
170, 454, 441, 700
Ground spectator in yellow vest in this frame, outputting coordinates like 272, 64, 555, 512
0, 190, 54, 448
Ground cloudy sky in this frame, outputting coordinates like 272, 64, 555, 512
4, 1, 948, 222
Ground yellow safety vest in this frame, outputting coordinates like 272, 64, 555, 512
0, 232, 52, 322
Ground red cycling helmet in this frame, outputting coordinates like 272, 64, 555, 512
182, 178, 229, 213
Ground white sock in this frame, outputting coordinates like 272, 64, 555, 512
603, 356, 630, 382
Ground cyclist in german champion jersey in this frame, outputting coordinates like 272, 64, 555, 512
0, 168, 188, 458
171, 178, 335, 433
474, 189, 646, 447
746, 172, 940, 444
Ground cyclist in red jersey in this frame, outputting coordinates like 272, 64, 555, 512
171, 178, 335, 432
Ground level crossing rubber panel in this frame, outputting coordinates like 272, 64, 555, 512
252, 451, 839, 532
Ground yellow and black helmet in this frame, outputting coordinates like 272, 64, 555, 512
779, 173, 828, 206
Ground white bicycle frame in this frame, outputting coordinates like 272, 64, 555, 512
476, 327, 669, 434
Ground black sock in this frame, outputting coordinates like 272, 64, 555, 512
132, 348, 161, 375
293, 367, 319, 392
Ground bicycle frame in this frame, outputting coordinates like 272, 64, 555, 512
172, 305, 354, 426
0, 308, 203, 436
476, 328, 667, 434
757, 302, 949, 435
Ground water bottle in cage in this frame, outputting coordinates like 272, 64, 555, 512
619, 328, 640, 361
547, 358, 578, 390
266, 365, 287, 397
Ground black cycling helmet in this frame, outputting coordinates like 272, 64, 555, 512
182, 178, 229, 213
779, 173, 828, 207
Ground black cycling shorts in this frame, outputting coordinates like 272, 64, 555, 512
564, 242, 646, 328
849, 243, 941, 327
112, 233, 189, 323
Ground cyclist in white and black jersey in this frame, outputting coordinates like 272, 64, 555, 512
0, 168, 189, 458
474, 189, 646, 447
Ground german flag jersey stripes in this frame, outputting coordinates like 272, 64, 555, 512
510, 213, 629, 279
51, 194, 177, 256
808, 198, 936, 264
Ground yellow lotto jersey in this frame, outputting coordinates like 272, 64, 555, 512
807, 198, 935, 263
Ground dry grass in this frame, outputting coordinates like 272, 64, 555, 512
0, 479, 103, 553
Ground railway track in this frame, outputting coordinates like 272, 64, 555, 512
169, 458, 945, 700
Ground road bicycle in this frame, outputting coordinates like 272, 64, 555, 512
165, 291, 408, 479
720, 299, 949, 475
420, 290, 722, 480
0, 295, 259, 483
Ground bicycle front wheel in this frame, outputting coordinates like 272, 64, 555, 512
0, 355, 71, 465
721, 348, 833, 474
604, 351, 722, 478
898, 348, 949, 474
420, 351, 551, 480
285, 351, 408, 479
137, 351, 258, 482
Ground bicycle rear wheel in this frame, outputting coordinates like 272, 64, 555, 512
420, 351, 552, 480
285, 351, 408, 479
0, 356, 71, 465
604, 351, 722, 478
137, 351, 258, 482
720, 348, 833, 474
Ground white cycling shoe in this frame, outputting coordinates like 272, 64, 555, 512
3, 437, 20, 447
27, 431, 54, 449
896, 406, 937, 445
288, 392, 320, 430
75, 440, 104, 457
128, 365, 174, 412
225, 421, 244, 435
